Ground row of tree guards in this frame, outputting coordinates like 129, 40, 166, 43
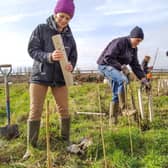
157, 79, 168, 95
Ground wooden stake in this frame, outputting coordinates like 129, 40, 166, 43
109, 102, 113, 127
76, 111, 106, 116
52, 35, 73, 86
97, 85, 107, 168
46, 100, 52, 168
124, 82, 133, 157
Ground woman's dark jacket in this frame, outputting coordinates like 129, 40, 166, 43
28, 15, 77, 86
97, 36, 145, 79
141, 60, 149, 74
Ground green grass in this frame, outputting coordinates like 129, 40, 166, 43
0, 82, 168, 168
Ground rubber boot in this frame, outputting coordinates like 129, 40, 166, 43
23, 120, 40, 160
118, 92, 136, 116
109, 102, 119, 125
60, 117, 70, 143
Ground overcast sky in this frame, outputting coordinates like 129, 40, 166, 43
0, 0, 168, 69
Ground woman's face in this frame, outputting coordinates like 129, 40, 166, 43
145, 56, 151, 62
54, 12, 71, 31
130, 38, 143, 48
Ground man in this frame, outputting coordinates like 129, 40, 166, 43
97, 26, 149, 124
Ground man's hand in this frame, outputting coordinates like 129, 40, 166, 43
51, 50, 64, 61
121, 64, 129, 76
121, 64, 134, 81
141, 77, 151, 90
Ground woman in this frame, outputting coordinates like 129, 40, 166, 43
24, 0, 77, 159
141, 55, 153, 81
141, 55, 153, 74
97, 26, 149, 124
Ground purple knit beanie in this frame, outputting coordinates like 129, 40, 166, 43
54, 0, 75, 18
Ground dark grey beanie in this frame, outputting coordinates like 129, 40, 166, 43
130, 26, 144, 39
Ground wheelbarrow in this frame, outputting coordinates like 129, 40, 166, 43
0, 64, 19, 140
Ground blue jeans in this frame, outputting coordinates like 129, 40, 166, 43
98, 65, 128, 102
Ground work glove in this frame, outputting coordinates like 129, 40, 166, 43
121, 64, 129, 76
141, 78, 151, 90
121, 65, 134, 81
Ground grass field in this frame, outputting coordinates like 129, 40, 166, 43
0, 81, 168, 168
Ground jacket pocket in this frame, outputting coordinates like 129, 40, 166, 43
39, 63, 46, 75
32, 61, 41, 75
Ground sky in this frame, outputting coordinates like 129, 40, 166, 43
0, 0, 168, 70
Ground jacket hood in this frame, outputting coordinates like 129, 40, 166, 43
46, 15, 72, 34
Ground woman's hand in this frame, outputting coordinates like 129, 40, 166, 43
65, 62, 73, 72
51, 50, 73, 72
51, 50, 64, 61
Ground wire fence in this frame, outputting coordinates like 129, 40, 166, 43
0, 67, 168, 84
